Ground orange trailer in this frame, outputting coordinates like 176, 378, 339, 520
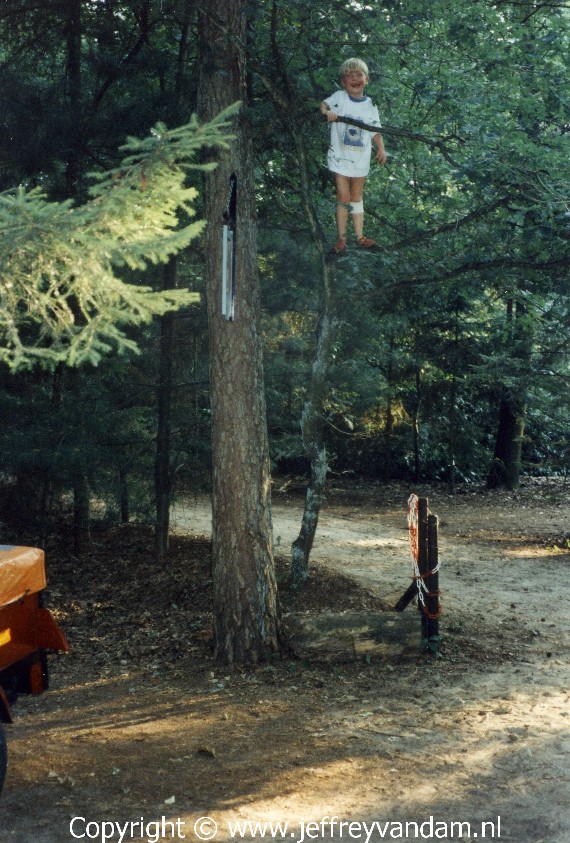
0, 545, 69, 794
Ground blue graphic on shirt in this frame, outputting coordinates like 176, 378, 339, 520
342, 116, 364, 148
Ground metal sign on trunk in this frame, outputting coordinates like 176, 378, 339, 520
221, 173, 237, 321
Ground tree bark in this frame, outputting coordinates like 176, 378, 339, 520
198, 0, 279, 664
289, 223, 338, 587
290, 293, 337, 586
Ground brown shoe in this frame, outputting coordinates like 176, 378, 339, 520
333, 237, 347, 254
356, 235, 377, 249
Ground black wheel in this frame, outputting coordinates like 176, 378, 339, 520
0, 722, 7, 796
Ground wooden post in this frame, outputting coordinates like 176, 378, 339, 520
394, 580, 416, 613
417, 497, 429, 643
394, 494, 441, 657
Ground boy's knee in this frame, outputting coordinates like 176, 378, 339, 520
350, 200, 364, 214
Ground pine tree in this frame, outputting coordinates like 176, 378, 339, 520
198, 0, 280, 664
0, 111, 236, 371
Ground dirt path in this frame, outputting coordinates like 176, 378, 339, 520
1, 482, 569, 843
172, 489, 570, 657
170, 488, 570, 842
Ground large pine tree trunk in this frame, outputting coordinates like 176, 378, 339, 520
198, 0, 280, 665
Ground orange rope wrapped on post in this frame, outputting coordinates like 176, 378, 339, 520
396, 495, 442, 656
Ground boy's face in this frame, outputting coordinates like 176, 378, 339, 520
341, 69, 368, 98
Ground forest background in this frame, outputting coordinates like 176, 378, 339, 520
1, 0, 569, 552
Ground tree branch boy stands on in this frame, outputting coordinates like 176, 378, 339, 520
320, 58, 387, 254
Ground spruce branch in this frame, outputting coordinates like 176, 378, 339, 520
0, 107, 239, 371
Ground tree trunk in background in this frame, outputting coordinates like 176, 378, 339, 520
487, 390, 527, 490
154, 3, 196, 558
72, 460, 91, 554
487, 297, 531, 490
174, 0, 193, 109
65, 0, 92, 553
64, 0, 82, 196
289, 242, 338, 587
290, 285, 337, 586
447, 373, 458, 494
412, 366, 422, 484
198, 0, 280, 665
119, 466, 130, 524
68, 368, 91, 554
260, 4, 339, 587
155, 256, 176, 559
383, 337, 395, 480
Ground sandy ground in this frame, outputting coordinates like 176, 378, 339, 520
1, 480, 569, 843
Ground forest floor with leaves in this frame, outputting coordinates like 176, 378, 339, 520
1, 478, 569, 843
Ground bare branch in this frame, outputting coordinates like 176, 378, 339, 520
328, 114, 466, 169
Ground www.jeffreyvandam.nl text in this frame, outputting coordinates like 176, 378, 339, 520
69, 813, 502, 842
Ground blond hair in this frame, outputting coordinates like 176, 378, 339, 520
339, 58, 369, 78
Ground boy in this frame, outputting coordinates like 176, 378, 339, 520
320, 58, 387, 254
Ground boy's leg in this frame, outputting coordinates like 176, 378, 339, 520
350, 177, 376, 247
349, 177, 366, 239
334, 174, 351, 250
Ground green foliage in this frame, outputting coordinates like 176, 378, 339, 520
1, 0, 569, 507
254, 0, 570, 483
0, 109, 237, 370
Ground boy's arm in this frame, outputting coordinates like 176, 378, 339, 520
373, 132, 387, 165
320, 101, 338, 122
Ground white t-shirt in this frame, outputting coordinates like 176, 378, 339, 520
324, 90, 381, 177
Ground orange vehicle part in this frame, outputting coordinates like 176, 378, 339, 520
0, 546, 69, 723
0, 593, 69, 672
0, 546, 47, 606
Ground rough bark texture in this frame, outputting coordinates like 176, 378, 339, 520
198, 1, 279, 664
